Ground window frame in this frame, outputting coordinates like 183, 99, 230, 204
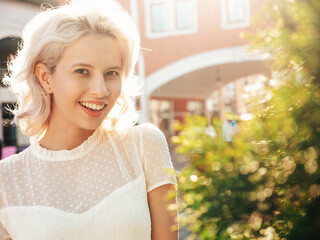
150, 1, 169, 33
144, 0, 198, 39
220, 0, 251, 30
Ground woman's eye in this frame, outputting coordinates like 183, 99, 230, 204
106, 71, 119, 77
75, 69, 88, 75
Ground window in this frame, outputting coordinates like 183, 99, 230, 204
227, 0, 246, 23
145, 0, 198, 38
176, 0, 193, 29
186, 101, 203, 115
151, 3, 168, 32
221, 0, 250, 29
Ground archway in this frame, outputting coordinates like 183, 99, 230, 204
146, 45, 270, 97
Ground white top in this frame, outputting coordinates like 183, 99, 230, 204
0, 123, 177, 240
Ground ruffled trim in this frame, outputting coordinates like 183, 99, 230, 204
30, 127, 103, 161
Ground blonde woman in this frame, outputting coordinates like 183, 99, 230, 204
0, 0, 178, 239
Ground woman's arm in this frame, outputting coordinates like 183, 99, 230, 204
147, 184, 178, 240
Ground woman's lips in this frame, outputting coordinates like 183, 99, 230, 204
79, 102, 107, 118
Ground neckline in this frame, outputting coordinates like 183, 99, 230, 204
30, 126, 103, 161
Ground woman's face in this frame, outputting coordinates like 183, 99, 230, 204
47, 34, 122, 132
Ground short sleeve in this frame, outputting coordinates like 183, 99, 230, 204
136, 123, 177, 193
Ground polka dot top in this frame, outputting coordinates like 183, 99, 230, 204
0, 123, 177, 240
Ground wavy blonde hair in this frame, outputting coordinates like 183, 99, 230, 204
4, 0, 141, 138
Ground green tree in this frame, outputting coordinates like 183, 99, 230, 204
173, 0, 320, 239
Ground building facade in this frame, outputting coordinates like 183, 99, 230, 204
127, 0, 271, 138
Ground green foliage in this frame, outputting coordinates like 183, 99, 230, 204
174, 0, 320, 239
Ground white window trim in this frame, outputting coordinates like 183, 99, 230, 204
220, 0, 251, 30
144, 0, 198, 39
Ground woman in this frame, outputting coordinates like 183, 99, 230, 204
0, 0, 178, 239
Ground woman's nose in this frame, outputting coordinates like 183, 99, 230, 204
90, 74, 109, 97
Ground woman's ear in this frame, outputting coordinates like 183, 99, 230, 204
35, 63, 53, 94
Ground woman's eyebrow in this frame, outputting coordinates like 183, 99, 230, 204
108, 66, 122, 70
70, 63, 121, 70
70, 63, 93, 68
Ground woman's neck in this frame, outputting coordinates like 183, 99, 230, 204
39, 123, 95, 151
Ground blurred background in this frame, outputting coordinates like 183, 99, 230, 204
0, 0, 270, 162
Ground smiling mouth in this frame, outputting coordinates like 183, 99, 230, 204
79, 102, 107, 111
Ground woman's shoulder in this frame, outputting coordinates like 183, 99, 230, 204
133, 123, 163, 134
132, 123, 167, 145
0, 149, 28, 176
131, 123, 165, 140
104, 123, 166, 146
109, 123, 162, 137
0, 150, 26, 164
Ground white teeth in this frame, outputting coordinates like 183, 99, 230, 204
80, 102, 105, 111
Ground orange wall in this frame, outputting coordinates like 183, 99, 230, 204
137, 0, 267, 76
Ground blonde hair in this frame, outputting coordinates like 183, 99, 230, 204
4, 0, 141, 138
